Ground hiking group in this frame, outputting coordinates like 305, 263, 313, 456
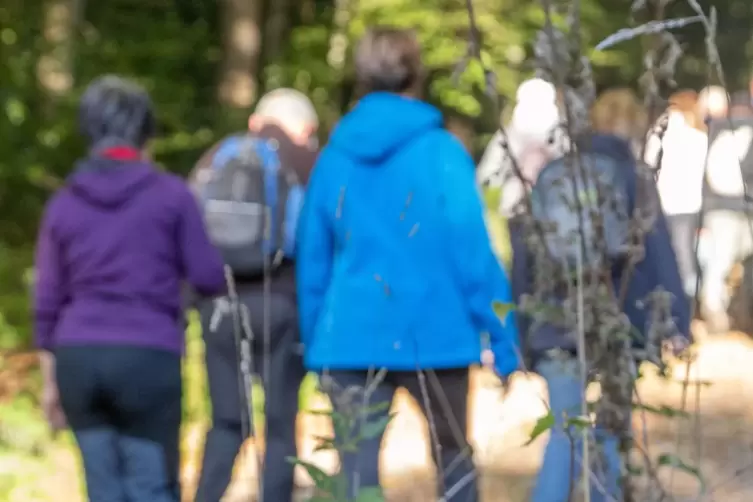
34, 26, 694, 502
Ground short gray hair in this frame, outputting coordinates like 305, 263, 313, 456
254, 88, 319, 128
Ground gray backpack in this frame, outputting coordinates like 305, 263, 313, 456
530, 151, 631, 266
192, 134, 304, 277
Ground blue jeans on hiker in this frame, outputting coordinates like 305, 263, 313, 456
55, 345, 182, 502
531, 357, 623, 502
325, 368, 477, 502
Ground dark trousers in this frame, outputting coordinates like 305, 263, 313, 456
55, 346, 182, 502
326, 368, 477, 502
666, 212, 700, 297
194, 289, 306, 502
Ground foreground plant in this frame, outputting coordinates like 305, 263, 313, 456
463, 0, 713, 499
288, 375, 393, 502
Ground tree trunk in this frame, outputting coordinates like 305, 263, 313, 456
326, 0, 351, 120
262, 0, 290, 68
37, 0, 82, 98
217, 0, 263, 108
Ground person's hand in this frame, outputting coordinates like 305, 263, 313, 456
664, 335, 692, 359
42, 379, 67, 432
481, 348, 495, 370
481, 349, 511, 395
39, 351, 66, 432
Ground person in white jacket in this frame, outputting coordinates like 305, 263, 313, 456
644, 106, 708, 299
698, 87, 753, 332
476, 78, 566, 215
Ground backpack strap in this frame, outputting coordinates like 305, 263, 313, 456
283, 185, 304, 256
253, 139, 282, 256
211, 135, 245, 169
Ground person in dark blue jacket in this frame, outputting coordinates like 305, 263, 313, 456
508, 133, 691, 502
295, 27, 518, 501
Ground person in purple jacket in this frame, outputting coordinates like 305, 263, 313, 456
34, 75, 226, 502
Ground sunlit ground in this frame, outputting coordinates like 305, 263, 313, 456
5, 323, 753, 501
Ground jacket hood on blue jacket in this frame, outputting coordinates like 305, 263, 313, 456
327, 92, 444, 165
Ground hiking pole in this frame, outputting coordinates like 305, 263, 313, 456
224, 266, 256, 442
225, 265, 268, 499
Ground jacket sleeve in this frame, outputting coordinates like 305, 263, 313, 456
441, 135, 521, 376
177, 183, 227, 297
632, 165, 692, 340
643, 188, 692, 340
295, 153, 334, 348
34, 201, 67, 351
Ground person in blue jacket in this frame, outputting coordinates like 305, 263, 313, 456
295, 27, 518, 501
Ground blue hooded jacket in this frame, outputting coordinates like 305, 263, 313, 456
296, 92, 519, 375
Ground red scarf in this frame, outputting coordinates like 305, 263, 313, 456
100, 146, 141, 161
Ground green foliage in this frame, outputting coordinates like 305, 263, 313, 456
289, 400, 394, 501
525, 398, 704, 487
526, 410, 556, 446
656, 453, 705, 491
349, 0, 541, 117
633, 402, 690, 419
0, 391, 76, 502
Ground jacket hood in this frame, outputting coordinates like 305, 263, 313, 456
582, 134, 634, 164
328, 92, 443, 165
69, 158, 159, 209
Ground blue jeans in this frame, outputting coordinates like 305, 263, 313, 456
531, 357, 623, 502
326, 369, 477, 502
56, 346, 182, 502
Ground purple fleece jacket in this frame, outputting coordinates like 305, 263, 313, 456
34, 156, 226, 354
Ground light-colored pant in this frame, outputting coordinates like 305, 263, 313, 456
532, 357, 623, 502
702, 210, 753, 313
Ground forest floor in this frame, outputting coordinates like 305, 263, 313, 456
5, 324, 753, 501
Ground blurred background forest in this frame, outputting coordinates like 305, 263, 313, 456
4, 0, 753, 500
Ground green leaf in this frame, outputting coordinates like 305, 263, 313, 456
363, 400, 392, 414
633, 403, 690, 419
656, 453, 705, 490
492, 301, 515, 322
525, 411, 555, 445
627, 462, 644, 476
286, 457, 334, 492
564, 415, 592, 430
355, 486, 386, 502
330, 411, 353, 439
359, 412, 396, 441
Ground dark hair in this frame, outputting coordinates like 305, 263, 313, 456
354, 27, 424, 95
79, 75, 155, 149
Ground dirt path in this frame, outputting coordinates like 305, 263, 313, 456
24, 332, 753, 502
171, 332, 753, 501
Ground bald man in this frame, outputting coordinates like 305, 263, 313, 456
194, 89, 319, 502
